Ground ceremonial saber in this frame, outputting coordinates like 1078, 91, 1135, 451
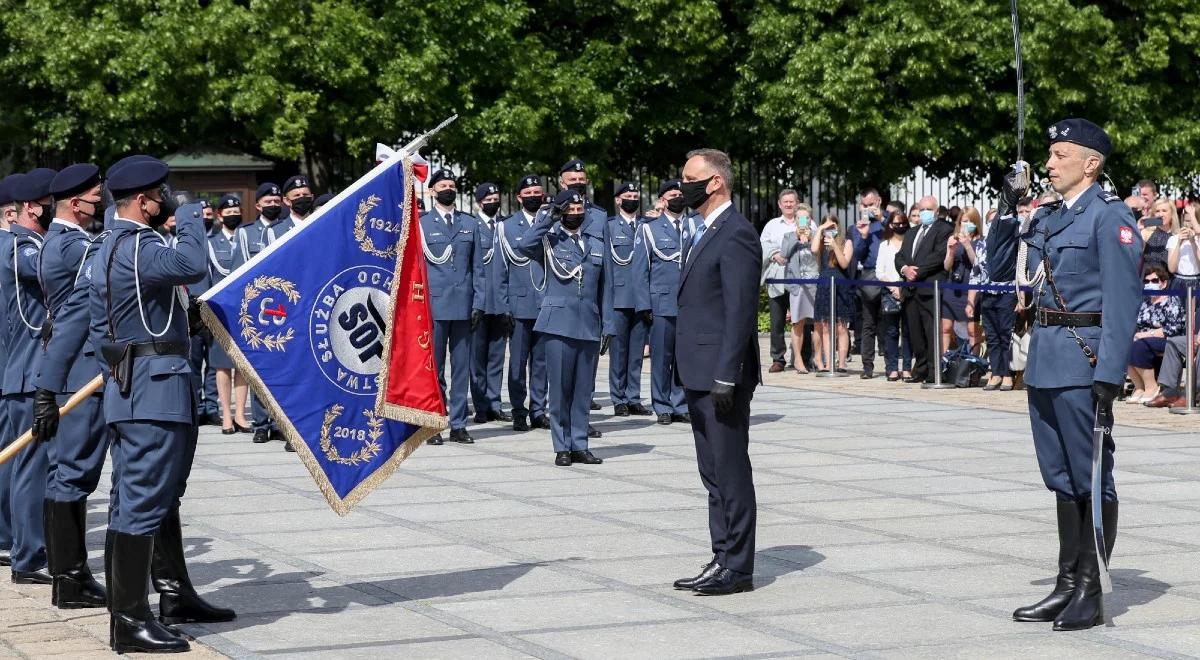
1010, 0, 1026, 163
0, 374, 105, 466
397, 114, 458, 158
1091, 403, 1113, 597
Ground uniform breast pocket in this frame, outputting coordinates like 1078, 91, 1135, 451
454, 230, 474, 243
1057, 233, 1091, 274
656, 236, 679, 250
147, 357, 192, 380
589, 255, 603, 267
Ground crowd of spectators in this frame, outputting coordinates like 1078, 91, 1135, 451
759, 180, 1199, 411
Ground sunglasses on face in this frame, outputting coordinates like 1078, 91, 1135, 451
1144, 277, 1161, 284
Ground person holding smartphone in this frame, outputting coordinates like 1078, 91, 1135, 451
1167, 200, 1199, 288
810, 216, 854, 372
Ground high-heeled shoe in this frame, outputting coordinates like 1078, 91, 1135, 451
233, 422, 252, 433
221, 426, 238, 435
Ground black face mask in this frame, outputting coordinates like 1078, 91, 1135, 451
82, 198, 107, 221
568, 183, 588, 198
261, 205, 282, 221
146, 194, 175, 229
680, 177, 714, 210
435, 189, 457, 206
666, 197, 686, 214
290, 196, 314, 217
561, 213, 585, 230
481, 201, 501, 218
890, 223, 909, 235
37, 203, 54, 230
520, 196, 542, 213
222, 214, 243, 229
619, 198, 640, 214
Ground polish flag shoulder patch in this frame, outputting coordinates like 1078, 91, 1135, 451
1119, 226, 1134, 245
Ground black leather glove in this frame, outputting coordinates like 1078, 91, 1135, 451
998, 161, 1030, 218
187, 295, 204, 336
600, 334, 611, 356
502, 313, 515, 337
471, 309, 484, 330
548, 199, 567, 222
711, 381, 736, 415
32, 388, 60, 443
1092, 380, 1121, 418
639, 310, 653, 324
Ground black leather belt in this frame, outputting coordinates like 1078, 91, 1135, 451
129, 341, 189, 358
1036, 308, 1101, 328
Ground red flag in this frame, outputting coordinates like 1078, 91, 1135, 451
376, 158, 447, 423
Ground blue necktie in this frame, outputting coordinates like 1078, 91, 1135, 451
691, 221, 707, 248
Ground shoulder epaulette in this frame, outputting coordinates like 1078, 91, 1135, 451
1098, 190, 1122, 204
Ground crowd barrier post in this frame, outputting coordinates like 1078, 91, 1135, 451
923, 279, 956, 390
815, 274, 848, 379
1171, 285, 1198, 415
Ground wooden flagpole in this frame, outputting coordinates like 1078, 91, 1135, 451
0, 374, 105, 466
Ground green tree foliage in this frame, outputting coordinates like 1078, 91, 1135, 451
0, 0, 1196, 193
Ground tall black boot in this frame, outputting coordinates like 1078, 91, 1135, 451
109, 532, 189, 654
44, 501, 56, 604
1013, 500, 1082, 622
1054, 500, 1118, 631
152, 507, 236, 625
48, 500, 107, 609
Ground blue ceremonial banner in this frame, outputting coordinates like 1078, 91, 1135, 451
200, 156, 447, 515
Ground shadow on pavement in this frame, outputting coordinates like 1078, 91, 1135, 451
755, 545, 826, 587
591, 443, 655, 459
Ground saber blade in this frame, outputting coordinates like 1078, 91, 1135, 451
1091, 404, 1113, 596
1010, 0, 1025, 163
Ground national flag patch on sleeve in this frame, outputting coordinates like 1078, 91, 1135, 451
1119, 226, 1134, 244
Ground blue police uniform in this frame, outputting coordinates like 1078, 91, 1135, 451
633, 210, 689, 418
205, 226, 239, 370
420, 201, 482, 437
1013, 119, 1143, 632
604, 201, 650, 411
499, 206, 549, 427
3, 167, 56, 579
0, 173, 20, 566
469, 184, 511, 422
514, 195, 612, 458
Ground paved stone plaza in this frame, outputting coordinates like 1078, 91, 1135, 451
3, 352, 1199, 659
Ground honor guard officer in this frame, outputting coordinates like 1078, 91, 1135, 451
233, 182, 290, 446
58, 158, 234, 652
282, 174, 316, 224
1011, 119, 1142, 632
32, 164, 108, 607
421, 169, 481, 445
0, 174, 22, 569
633, 180, 690, 425
499, 175, 551, 432
513, 190, 611, 466
470, 182, 513, 424
604, 182, 652, 416
209, 195, 253, 435
3, 167, 56, 584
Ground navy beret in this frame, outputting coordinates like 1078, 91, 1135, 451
198, 199, 211, 210
616, 181, 639, 196
14, 168, 58, 202
1047, 118, 1112, 158
553, 189, 583, 207
516, 174, 541, 193
49, 164, 101, 199
315, 192, 334, 208
429, 169, 456, 187
283, 175, 311, 194
657, 179, 682, 196
218, 194, 241, 209
256, 182, 281, 200
105, 154, 155, 181
0, 174, 22, 205
106, 157, 168, 199
559, 159, 586, 174
474, 182, 499, 202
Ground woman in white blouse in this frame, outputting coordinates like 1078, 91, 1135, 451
1168, 200, 1200, 289
876, 212, 913, 381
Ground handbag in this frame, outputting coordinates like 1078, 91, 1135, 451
881, 290, 902, 315
942, 346, 987, 388
1010, 332, 1031, 371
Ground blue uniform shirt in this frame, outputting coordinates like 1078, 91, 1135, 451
514, 211, 612, 341
604, 213, 644, 311
231, 215, 294, 270
419, 208, 481, 321
37, 220, 104, 392
1023, 184, 1143, 388
1, 225, 46, 395
499, 210, 546, 320
632, 212, 688, 317
206, 227, 239, 290
473, 214, 508, 315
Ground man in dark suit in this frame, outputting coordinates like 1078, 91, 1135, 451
672, 149, 761, 596
895, 195, 953, 383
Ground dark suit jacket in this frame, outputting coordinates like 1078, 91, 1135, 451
675, 204, 762, 391
894, 220, 954, 298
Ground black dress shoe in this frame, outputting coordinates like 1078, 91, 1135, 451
428, 434, 444, 446
903, 376, 924, 384
627, 403, 652, 416
449, 428, 474, 444
657, 413, 673, 425
673, 556, 719, 590
12, 568, 53, 584
570, 450, 603, 464
587, 424, 602, 438
512, 414, 529, 432
671, 413, 691, 424
252, 429, 270, 444
860, 371, 875, 380
531, 415, 551, 429
692, 566, 753, 595
613, 403, 629, 416
590, 400, 601, 411
473, 411, 489, 424
487, 409, 512, 422
0, 551, 10, 567
554, 452, 572, 466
